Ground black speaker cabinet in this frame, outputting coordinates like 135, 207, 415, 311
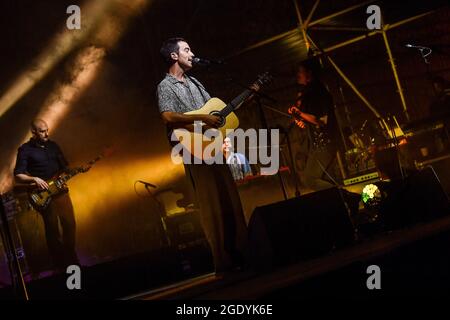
429, 157, 450, 197
248, 187, 356, 270
379, 166, 450, 229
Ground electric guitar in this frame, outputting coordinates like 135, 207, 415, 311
28, 155, 102, 212
173, 72, 272, 161
288, 104, 331, 149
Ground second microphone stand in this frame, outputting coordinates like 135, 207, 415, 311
255, 96, 302, 198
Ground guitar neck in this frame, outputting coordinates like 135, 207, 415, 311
59, 169, 82, 182
58, 156, 101, 183
219, 72, 271, 117
221, 89, 254, 117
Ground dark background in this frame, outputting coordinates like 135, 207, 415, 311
0, 0, 449, 278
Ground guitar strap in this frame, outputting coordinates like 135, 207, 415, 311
165, 75, 209, 112
187, 75, 209, 104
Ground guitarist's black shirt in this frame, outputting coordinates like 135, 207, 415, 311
14, 139, 69, 180
300, 80, 338, 149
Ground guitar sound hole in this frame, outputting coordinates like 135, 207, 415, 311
209, 111, 225, 128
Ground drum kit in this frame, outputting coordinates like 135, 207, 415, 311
345, 146, 372, 173
344, 122, 376, 174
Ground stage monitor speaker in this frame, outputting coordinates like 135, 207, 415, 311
248, 187, 356, 270
429, 157, 450, 197
379, 166, 450, 229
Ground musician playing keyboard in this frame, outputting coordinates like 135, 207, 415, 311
156, 38, 249, 273
222, 137, 252, 181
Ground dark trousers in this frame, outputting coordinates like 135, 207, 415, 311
303, 146, 337, 191
40, 192, 78, 270
185, 163, 249, 273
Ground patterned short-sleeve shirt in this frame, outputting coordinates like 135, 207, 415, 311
157, 73, 211, 114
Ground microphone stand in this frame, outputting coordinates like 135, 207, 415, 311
255, 96, 288, 200
385, 115, 405, 181
228, 78, 301, 198
280, 121, 302, 197
263, 102, 303, 197
338, 80, 351, 152
409, 45, 435, 95
142, 184, 171, 247
256, 96, 303, 198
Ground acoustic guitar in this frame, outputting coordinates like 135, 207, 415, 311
172, 72, 272, 161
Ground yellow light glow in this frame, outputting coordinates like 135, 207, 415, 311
0, 1, 113, 119
37, 46, 106, 129
68, 155, 185, 225
0, 46, 105, 194
0, 165, 16, 194
94, 0, 149, 49
0, 0, 152, 194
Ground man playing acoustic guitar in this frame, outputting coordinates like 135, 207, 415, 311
157, 38, 250, 273
14, 118, 79, 273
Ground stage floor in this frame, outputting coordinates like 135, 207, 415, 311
129, 214, 450, 300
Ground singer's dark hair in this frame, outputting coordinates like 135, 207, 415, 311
160, 37, 186, 66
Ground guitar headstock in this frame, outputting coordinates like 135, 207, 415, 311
72, 148, 112, 175
253, 72, 272, 89
86, 145, 115, 166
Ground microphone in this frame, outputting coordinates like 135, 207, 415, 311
137, 180, 157, 188
192, 57, 224, 66
405, 43, 430, 50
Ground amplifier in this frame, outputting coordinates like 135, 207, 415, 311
1, 192, 29, 284
343, 172, 379, 186
161, 210, 206, 249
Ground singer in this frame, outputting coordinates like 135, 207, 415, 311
156, 37, 249, 274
